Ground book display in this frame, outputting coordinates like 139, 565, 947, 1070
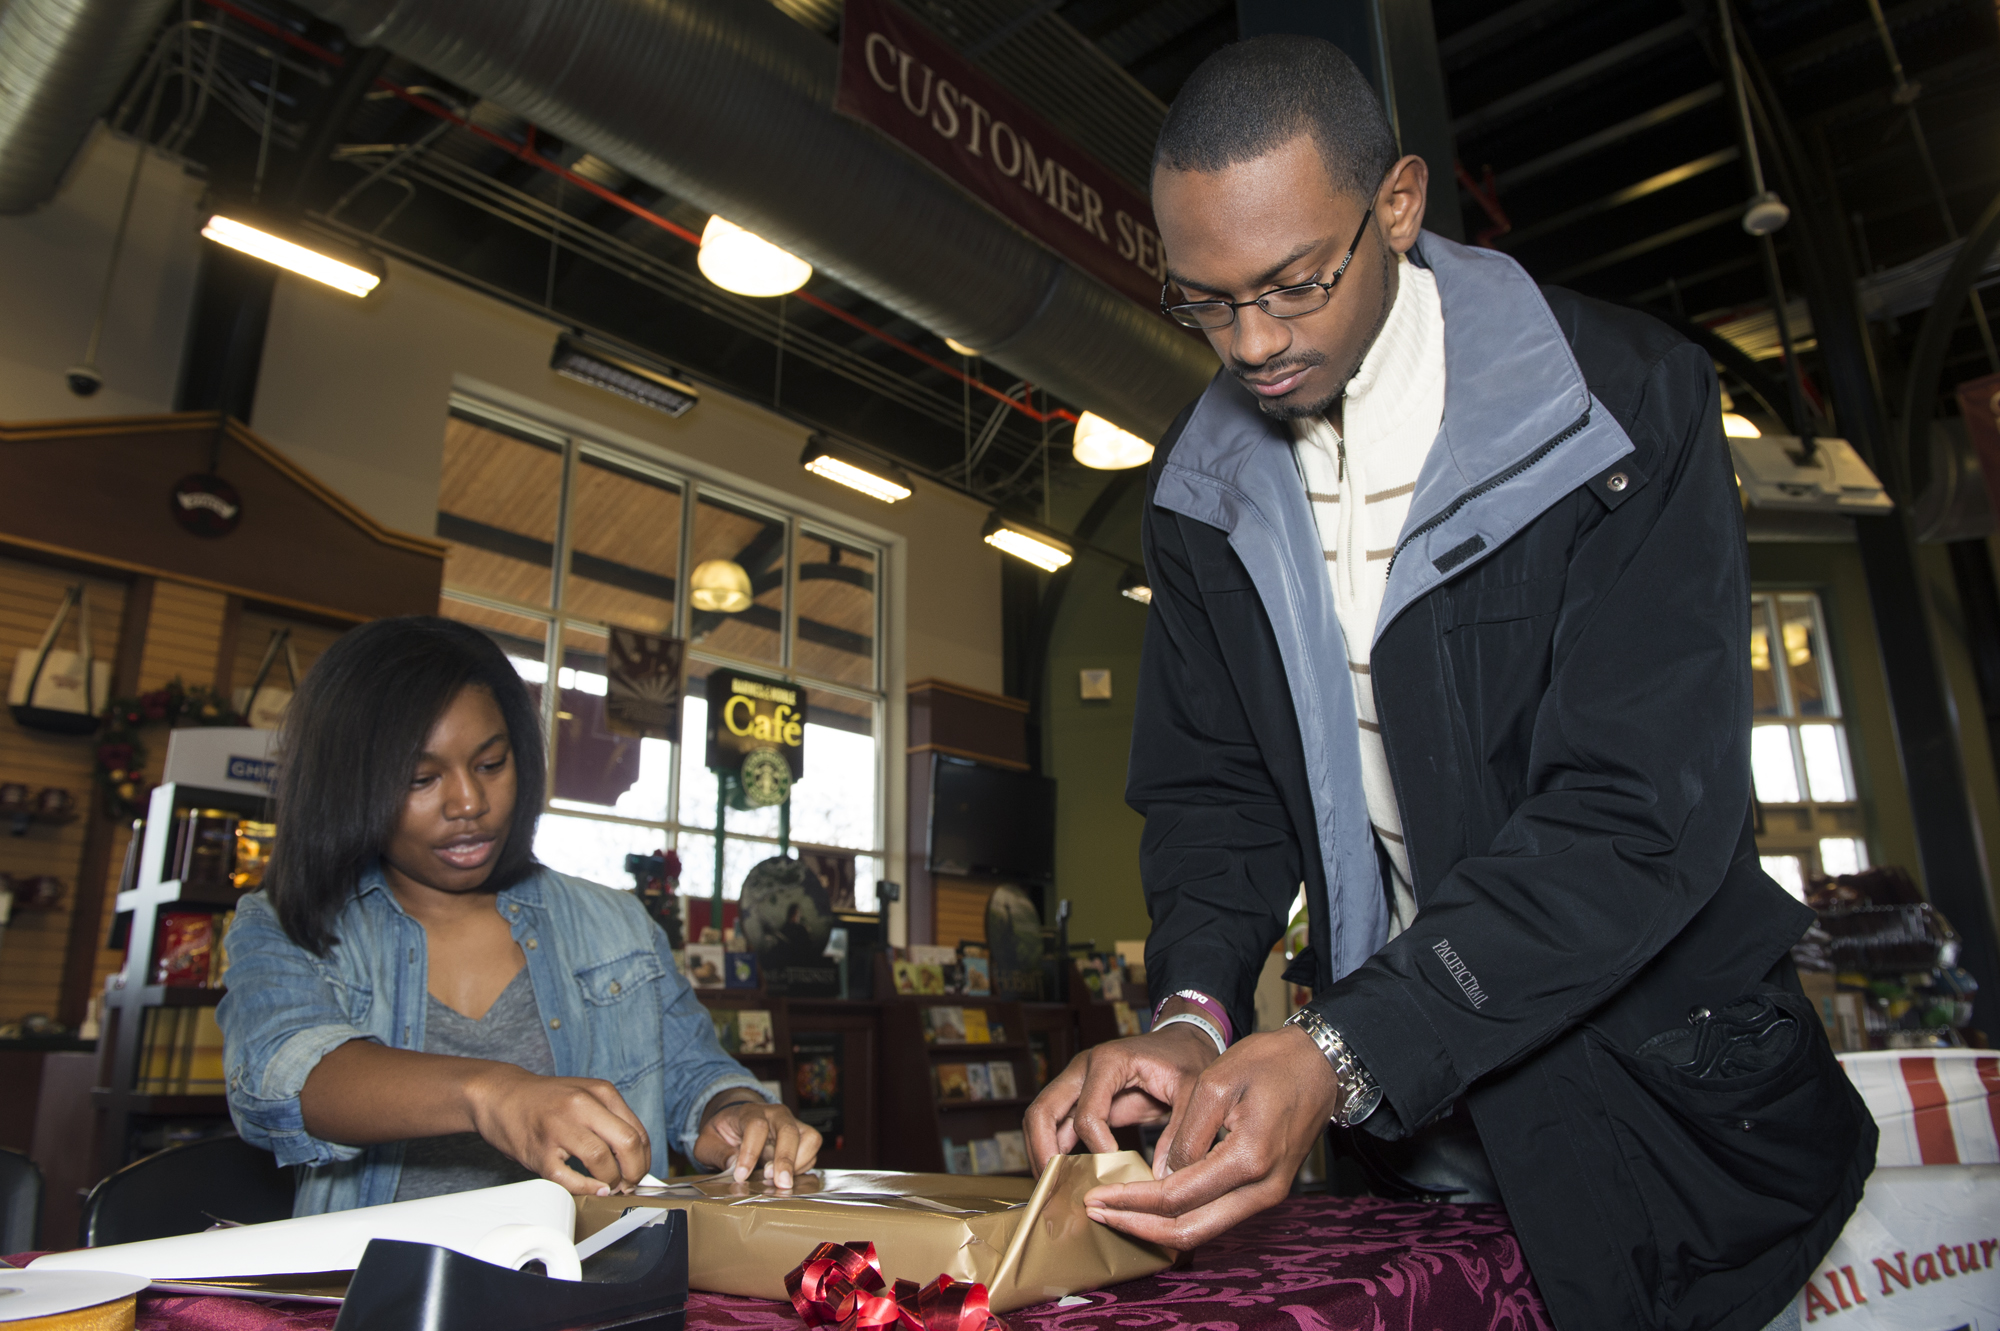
97, 766, 275, 1169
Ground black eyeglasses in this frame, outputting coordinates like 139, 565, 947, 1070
1160, 207, 1375, 330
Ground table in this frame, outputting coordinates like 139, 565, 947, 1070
16, 1195, 1551, 1331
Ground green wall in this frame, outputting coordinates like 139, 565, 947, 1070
1040, 475, 1154, 952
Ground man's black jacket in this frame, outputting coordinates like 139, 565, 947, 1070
1130, 234, 1875, 1331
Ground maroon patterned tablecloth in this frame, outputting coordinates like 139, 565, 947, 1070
16, 1194, 1551, 1331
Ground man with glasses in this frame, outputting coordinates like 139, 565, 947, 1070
1024, 35, 1871, 1331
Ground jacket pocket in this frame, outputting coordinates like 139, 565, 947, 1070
573, 949, 666, 1086
575, 949, 665, 1007
1583, 991, 1863, 1311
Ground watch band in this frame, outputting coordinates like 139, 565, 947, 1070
1285, 1007, 1383, 1128
1152, 1011, 1227, 1056
1157, 989, 1234, 1046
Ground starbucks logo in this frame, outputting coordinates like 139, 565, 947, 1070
739, 748, 793, 808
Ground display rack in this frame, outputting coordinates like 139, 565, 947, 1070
876, 991, 1035, 1175
94, 780, 266, 1169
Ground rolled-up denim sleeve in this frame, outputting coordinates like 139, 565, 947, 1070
650, 928, 771, 1158
215, 894, 375, 1168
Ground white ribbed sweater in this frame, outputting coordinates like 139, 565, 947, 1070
1292, 257, 1445, 939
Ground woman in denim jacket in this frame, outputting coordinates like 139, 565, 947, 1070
217, 616, 817, 1215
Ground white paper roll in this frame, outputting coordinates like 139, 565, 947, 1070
470, 1224, 583, 1281
30, 1179, 579, 1281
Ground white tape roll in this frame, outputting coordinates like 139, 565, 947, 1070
468, 1224, 582, 1281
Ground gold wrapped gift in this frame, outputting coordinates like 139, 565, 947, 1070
574, 1152, 1172, 1312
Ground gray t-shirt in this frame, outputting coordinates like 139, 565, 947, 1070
393, 967, 557, 1201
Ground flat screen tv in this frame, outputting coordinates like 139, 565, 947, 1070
927, 754, 1056, 882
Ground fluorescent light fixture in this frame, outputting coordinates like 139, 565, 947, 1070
943, 337, 981, 357
551, 335, 699, 417
1728, 435, 1893, 515
1072, 411, 1154, 469
200, 212, 383, 297
1118, 566, 1152, 604
698, 215, 811, 296
982, 513, 1074, 572
801, 435, 913, 503
1722, 412, 1762, 438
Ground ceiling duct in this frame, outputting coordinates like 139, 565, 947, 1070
0, 0, 180, 214
293, 0, 1215, 440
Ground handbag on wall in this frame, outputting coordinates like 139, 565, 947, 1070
9, 584, 113, 735
233, 628, 300, 730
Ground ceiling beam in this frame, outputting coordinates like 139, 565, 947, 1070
1490, 84, 1722, 190
1437, 0, 1588, 71
1546, 203, 1743, 284
1452, 15, 1698, 139
1500, 147, 1739, 249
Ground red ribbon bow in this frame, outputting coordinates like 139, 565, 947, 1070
785, 1242, 1005, 1331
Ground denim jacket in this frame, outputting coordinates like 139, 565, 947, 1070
216, 863, 768, 1216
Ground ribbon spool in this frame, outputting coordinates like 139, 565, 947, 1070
0, 1271, 148, 1331
5, 1296, 137, 1331
784, 1242, 1003, 1331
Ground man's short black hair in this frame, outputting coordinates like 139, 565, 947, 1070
1153, 35, 1399, 200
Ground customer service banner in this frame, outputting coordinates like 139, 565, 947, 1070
834, 0, 1167, 311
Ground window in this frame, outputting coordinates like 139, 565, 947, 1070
1749, 592, 1868, 897
436, 403, 886, 910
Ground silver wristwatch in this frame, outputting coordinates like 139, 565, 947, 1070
1286, 1007, 1383, 1128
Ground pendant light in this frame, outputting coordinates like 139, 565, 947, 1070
689, 559, 754, 612
698, 216, 811, 297
1072, 412, 1154, 470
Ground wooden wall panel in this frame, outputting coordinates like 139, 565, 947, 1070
138, 582, 227, 693
228, 608, 348, 710
933, 880, 994, 951
0, 558, 127, 1025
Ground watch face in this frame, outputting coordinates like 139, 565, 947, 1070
1341, 1083, 1384, 1127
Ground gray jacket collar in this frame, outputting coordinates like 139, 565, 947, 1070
1150, 231, 1635, 981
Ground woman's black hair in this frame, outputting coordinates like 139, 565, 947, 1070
265, 615, 546, 955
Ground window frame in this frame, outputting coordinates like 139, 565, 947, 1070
1748, 589, 1869, 886
436, 397, 890, 894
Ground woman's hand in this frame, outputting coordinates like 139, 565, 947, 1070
694, 1095, 822, 1188
464, 1063, 654, 1196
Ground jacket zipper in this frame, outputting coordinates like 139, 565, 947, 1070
1384, 408, 1591, 574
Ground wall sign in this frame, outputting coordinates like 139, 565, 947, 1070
170, 473, 242, 537
835, 0, 1168, 313
705, 667, 806, 808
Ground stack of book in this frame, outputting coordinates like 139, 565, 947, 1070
136, 1006, 225, 1095
920, 1006, 1007, 1045
710, 1008, 776, 1055
940, 1130, 1030, 1175
932, 1060, 1019, 1103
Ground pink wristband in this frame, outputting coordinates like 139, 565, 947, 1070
1158, 989, 1233, 1046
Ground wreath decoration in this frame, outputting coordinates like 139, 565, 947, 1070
95, 679, 244, 820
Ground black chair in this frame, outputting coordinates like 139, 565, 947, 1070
81, 1133, 294, 1248
0, 1147, 42, 1254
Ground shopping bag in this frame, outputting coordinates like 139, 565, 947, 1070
233, 629, 299, 730
9, 585, 111, 735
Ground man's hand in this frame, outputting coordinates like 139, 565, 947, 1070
1080, 1024, 1340, 1251
464, 1064, 654, 1197
1024, 1020, 1220, 1171
694, 1096, 822, 1188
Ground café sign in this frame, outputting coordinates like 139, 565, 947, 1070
835, 0, 1169, 312
705, 668, 806, 808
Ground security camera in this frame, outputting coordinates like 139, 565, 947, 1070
1741, 192, 1790, 238
65, 364, 103, 397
